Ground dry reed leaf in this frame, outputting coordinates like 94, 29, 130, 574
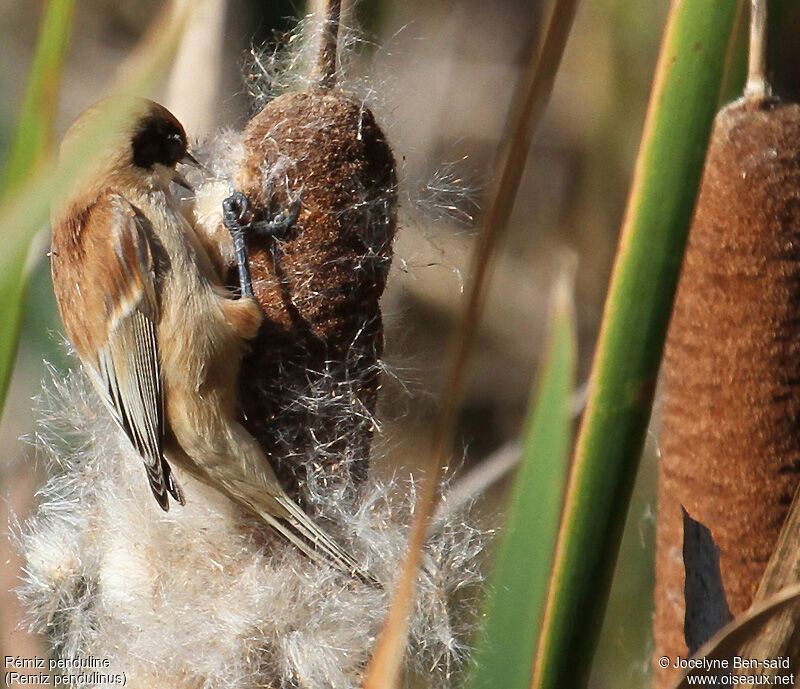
362, 1, 580, 687
669, 583, 800, 689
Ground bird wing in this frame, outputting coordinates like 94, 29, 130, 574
51, 191, 182, 510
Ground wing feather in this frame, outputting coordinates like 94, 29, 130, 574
52, 191, 183, 510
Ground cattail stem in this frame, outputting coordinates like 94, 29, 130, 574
744, 0, 771, 102
314, 0, 341, 90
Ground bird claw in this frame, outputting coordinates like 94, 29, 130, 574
248, 188, 303, 239
222, 191, 252, 233
221, 189, 303, 299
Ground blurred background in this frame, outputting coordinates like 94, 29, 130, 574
0, 0, 670, 686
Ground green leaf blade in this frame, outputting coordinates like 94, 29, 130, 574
530, 2, 740, 689
467, 268, 576, 689
0, 0, 75, 412
2, 0, 75, 195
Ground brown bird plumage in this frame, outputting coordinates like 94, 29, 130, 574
49, 96, 369, 580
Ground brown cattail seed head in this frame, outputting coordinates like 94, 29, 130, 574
235, 90, 397, 500
654, 99, 800, 686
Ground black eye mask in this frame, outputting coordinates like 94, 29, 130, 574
131, 117, 187, 170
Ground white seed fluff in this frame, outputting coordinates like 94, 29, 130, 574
17, 365, 487, 689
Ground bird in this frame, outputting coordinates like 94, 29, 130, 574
49, 96, 369, 581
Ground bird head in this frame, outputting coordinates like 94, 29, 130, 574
54, 97, 197, 217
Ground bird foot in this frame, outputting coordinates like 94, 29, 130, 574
222, 190, 302, 298
222, 192, 255, 298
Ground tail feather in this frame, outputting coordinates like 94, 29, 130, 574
263, 495, 378, 586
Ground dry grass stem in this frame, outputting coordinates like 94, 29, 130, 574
363, 2, 581, 687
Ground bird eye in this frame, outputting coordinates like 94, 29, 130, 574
132, 120, 186, 169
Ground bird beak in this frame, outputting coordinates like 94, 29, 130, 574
181, 151, 200, 167
172, 168, 194, 192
